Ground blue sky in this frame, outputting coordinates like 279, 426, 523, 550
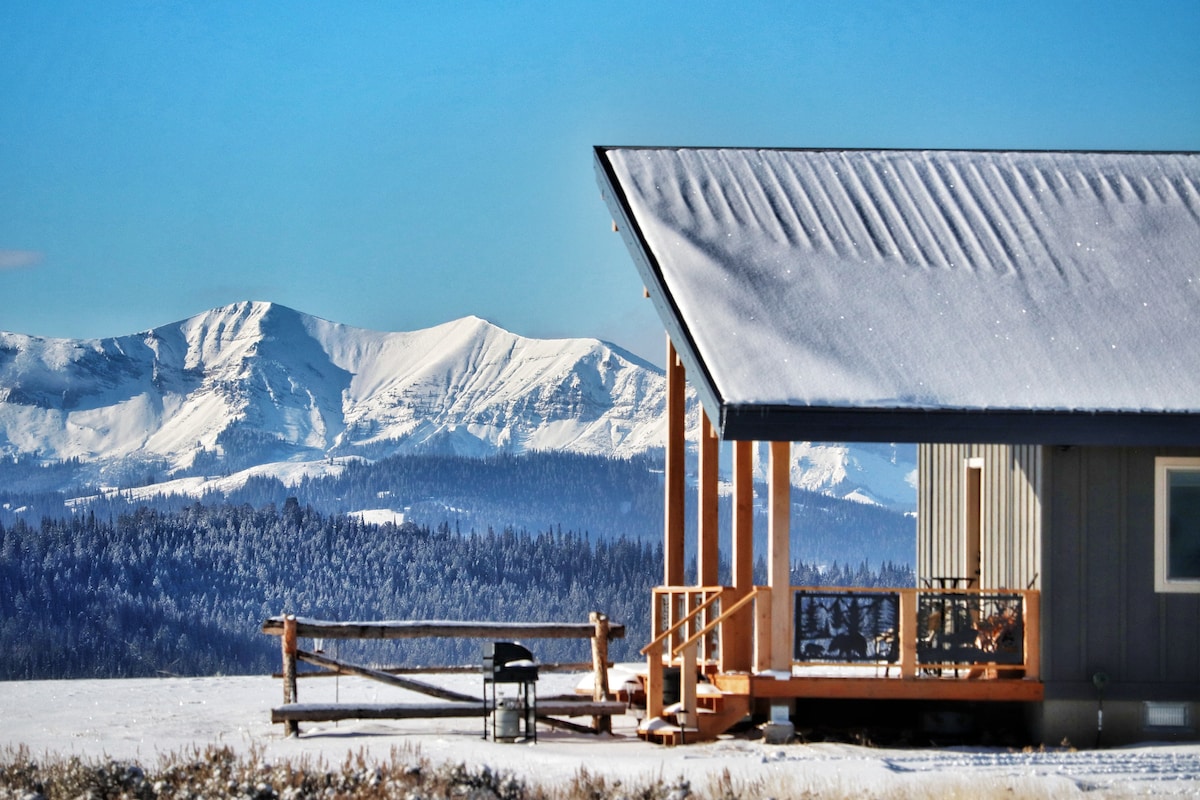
2, 2, 1197, 366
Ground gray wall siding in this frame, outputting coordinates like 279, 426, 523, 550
918, 444, 1042, 590
1043, 446, 1200, 700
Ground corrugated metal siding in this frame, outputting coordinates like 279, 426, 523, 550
1013, 445, 1044, 590
918, 444, 1042, 590
1043, 446, 1200, 697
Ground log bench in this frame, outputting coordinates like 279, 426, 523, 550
270, 699, 629, 725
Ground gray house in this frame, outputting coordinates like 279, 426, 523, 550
595, 146, 1200, 745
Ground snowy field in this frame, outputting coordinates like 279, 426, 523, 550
2, 672, 1199, 798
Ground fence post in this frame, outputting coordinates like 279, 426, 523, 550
282, 614, 299, 736
590, 611, 612, 733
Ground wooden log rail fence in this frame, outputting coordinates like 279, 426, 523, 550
261, 613, 627, 738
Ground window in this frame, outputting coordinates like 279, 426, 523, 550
1144, 701, 1193, 732
1155, 457, 1200, 593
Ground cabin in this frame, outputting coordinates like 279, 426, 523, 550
594, 146, 1200, 745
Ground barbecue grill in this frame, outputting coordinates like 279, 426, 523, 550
482, 641, 538, 741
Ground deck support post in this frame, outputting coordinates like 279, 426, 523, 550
282, 614, 299, 736
768, 441, 792, 673
590, 611, 612, 733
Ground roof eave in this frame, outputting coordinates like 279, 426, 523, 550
721, 405, 1200, 446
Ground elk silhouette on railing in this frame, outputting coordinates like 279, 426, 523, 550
918, 592, 1025, 671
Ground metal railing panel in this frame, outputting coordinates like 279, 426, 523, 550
794, 589, 900, 664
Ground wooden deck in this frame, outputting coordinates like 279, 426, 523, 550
638, 584, 1044, 742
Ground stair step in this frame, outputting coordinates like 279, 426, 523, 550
639, 691, 752, 745
637, 718, 700, 746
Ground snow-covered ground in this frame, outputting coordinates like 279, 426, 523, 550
2, 673, 1199, 798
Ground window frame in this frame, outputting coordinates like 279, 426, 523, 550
1154, 456, 1200, 593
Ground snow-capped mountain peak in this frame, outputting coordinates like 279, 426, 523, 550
0, 302, 667, 477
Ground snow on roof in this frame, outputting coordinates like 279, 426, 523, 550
596, 147, 1200, 444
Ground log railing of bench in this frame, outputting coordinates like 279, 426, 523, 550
261, 612, 626, 737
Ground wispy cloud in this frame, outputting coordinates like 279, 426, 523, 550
0, 250, 44, 270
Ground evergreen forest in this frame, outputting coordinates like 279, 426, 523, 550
0, 452, 916, 680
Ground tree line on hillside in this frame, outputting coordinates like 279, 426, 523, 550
0, 451, 916, 568
0, 501, 913, 680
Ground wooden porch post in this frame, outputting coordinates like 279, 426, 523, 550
732, 440, 755, 591
646, 336, 686, 726
1024, 590, 1041, 681
768, 441, 791, 672
899, 589, 918, 679
665, 337, 686, 586
698, 411, 719, 587
690, 410, 719, 719
723, 439, 755, 672
675, 411, 717, 735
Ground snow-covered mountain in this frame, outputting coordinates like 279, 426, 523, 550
0, 301, 915, 509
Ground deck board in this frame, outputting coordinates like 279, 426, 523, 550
712, 674, 1044, 702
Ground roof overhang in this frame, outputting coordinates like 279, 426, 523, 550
596, 145, 1200, 446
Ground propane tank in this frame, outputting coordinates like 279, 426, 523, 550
494, 697, 522, 742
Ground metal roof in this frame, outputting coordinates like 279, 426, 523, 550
595, 147, 1200, 444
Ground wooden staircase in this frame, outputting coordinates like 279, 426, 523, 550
637, 683, 751, 745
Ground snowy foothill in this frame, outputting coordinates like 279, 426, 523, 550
3, 672, 1199, 798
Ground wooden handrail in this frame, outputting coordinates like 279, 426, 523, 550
790, 585, 1038, 598
262, 617, 625, 641
672, 586, 763, 656
639, 588, 725, 656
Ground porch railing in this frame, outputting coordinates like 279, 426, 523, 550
640, 586, 730, 720
793, 586, 1040, 678
642, 585, 1041, 718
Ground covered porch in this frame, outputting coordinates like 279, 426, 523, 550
635, 341, 1042, 744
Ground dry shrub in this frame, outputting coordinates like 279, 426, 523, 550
0, 744, 521, 800
0, 745, 1074, 800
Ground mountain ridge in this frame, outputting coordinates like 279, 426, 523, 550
0, 301, 670, 472
0, 301, 916, 510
